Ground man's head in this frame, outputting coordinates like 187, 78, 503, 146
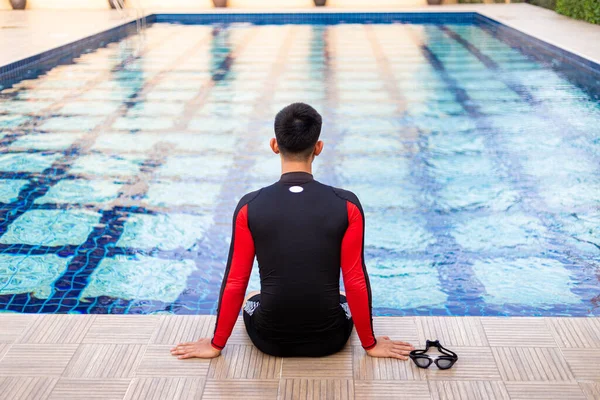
271, 103, 323, 161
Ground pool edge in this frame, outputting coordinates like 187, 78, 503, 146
1, 10, 600, 90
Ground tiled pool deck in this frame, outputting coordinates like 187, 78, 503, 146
2, 4, 600, 69
0, 315, 599, 399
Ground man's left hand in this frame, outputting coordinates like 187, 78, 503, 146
170, 338, 222, 359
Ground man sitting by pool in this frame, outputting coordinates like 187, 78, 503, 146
171, 103, 414, 359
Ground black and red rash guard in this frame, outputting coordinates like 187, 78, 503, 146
211, 171, 376, 351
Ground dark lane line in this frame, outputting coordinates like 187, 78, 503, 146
436, 25, 598, 307
365, 25, 485, 316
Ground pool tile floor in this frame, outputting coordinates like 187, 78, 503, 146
0, 315, 599, 399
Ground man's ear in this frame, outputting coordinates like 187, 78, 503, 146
313, 140, 324, 156
270, 138, 280, 154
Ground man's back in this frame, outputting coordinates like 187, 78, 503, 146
246, 172, 352, 340
213, 170, 376, 356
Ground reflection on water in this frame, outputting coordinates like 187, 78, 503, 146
0, 22, 598, 316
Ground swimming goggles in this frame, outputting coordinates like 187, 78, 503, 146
409, 340, 458, 370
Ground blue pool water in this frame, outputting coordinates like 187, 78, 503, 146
0, 21, 599, 316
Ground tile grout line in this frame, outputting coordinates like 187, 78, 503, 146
541, 317, 561, 348
351, 342, 356, 399
57, 342, 83, 380
552, 340, 579, 385
478, 317, 491, 348
0, 343, 12, 364
121, 378, 136, 400
134, 318, 155, 378
199, 353, 211, 399
42, 377, 61, 400
276, 354, 284, 400
13, 314, 41, 345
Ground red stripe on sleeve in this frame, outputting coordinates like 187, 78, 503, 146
211, 204, 255, 350
341, 201, 376, 350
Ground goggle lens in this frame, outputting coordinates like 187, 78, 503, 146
414, 357, 431, 368
436, 358, 454, 369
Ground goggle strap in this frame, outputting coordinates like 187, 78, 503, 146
411, 340, 458, 360
437, 344, 458, 359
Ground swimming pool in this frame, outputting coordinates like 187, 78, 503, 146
0, 16, 599, 316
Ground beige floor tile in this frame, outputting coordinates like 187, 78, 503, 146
48, 379, 131, 400
548, 318, 600, 348
505, 382, 587, 400
282, 347, 353, 378
492, 347, 575, 381
0, 377, 58, 400
349, 317, 419, 346
125, 377, 205, 400
377, 317, 419, 344
227, 317, 253, 345
481, 317, 556, 347
353, 345, 425, 380
17, 315, 95, 344
83, 315, 160, 344
1, 315, 599, 398
348, 331, 361, 347
0, 344, 78, 376
279, 378, 354, 400
354, 381, 431, 400
137, 345, 210, 377
428, 381, 510, 400
580, 382, 600, 400
562, 349, 600, 381
426, 347, 501, 381
417, 317, 488, 347
0, 315, 36, 343
201, 379, 279, 400
63, 344, 146, 378
151, 315, 215, 345
208, 344, 281, 379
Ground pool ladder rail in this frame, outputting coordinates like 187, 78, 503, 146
112, 0, 147, 48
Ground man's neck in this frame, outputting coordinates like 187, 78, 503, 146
280, 160, 312, 175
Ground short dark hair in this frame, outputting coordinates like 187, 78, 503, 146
274, 103, 322, 159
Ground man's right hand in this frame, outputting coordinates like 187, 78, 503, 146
365, 336, 414, 360
170, 338, 222, 359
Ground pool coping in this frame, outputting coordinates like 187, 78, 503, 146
1, 6, 600, 90
474, 13, 600, 77
0, 314, 599, 399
